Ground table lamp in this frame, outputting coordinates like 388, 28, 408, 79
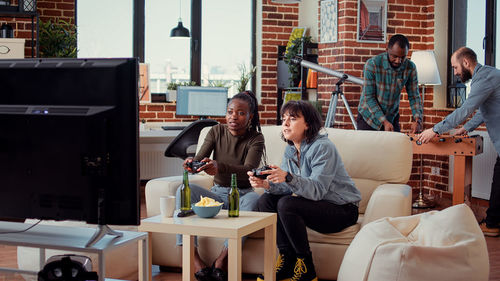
411, 50, 441, 208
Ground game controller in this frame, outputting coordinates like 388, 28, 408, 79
187, 161, 206, 173
252, 165, 272, 179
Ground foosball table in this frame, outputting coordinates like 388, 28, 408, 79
408, 134, 484, 205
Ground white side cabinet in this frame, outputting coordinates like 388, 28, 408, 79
0, 38, 25, 59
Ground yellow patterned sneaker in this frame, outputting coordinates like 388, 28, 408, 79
479, 221, 500, 237
256, 252, 295, 281
289, 257, 318, 281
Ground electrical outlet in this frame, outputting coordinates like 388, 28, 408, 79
431, 167, 440, 175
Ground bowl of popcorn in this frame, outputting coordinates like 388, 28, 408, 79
192, 196, 223, 218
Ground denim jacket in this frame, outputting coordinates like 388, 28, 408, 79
267, 134, 361, 205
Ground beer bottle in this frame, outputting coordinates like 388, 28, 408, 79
228, 173, 239, 217
180, 170, 191, 211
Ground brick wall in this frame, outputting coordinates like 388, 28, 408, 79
0, 0, 75, 58
258, 0, 458, 199
2, 0, 465, 200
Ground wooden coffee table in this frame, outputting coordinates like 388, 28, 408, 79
139, 210, 277, 281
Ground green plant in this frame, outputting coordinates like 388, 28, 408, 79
308, 100, 323, 118
284, 36, 312, 87
39, 19, 77, 58
167, 81, 197, 90
209, 80, 230, 88
236, 63, 257, 93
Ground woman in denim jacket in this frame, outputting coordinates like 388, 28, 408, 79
249, 100, 361, 281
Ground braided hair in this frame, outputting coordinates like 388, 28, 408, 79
229, 90, 261, 133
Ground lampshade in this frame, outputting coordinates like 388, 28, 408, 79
411, 50, 441, 85
170, 20, 190, 38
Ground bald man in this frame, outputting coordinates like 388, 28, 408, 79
418, 47, 500, 236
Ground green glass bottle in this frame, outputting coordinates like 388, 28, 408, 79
228, 173, 239, 217
180, 170, 191, 211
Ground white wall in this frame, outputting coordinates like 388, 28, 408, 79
299, 0, 319, 42
433, 0, 449, 108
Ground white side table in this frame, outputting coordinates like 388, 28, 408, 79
0, 221, 149, 281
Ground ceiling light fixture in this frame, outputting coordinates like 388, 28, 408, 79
170, 0, 190, 38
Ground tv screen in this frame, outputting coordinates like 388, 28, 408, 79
0, 58, 139, 226
176, 86, 228, 117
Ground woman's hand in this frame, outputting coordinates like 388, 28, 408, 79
183, 157, 194, 172
198, 157, 218, 175
247, 165, 288, 189
264, 165, 288, 184
247, 171, 270, 189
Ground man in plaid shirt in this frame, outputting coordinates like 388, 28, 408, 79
356, 34, 423, 133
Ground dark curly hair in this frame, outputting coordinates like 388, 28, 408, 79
229, 90, 261, 133
280, 100, 322, 145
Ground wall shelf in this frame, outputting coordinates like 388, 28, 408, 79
0, 5, 39, 58
276, 42, 318, 124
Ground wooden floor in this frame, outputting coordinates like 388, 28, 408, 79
1, 188, 499, 280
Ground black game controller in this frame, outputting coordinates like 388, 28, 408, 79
187, 161, 206, 173
252, 165, 272, 179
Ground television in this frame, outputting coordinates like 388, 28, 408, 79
176, 86, 228, 118
0, 58, 139, 230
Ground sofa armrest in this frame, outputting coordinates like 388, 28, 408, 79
361, 184, 412, 228
145, 174, 214, 217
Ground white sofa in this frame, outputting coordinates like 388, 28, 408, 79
145, 126, 413, 280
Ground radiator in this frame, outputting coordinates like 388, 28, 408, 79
139, 143, 184, 180
449, 130, 498, 200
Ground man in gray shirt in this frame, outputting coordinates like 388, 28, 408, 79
418, 47, 500, 236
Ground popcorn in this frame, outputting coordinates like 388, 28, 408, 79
195, 196, 223, 207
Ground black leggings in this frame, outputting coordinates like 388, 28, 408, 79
256, 193, 358, 256
486, 156, 500, 225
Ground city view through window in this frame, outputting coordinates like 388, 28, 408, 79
77, 0, 252, 98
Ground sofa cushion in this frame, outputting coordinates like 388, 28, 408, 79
328, 129, 412, 184
352, 178, 384, 214
307, 222, 360, 245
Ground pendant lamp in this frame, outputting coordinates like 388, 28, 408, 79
170, 0, 190, 38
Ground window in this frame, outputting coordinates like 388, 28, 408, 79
145, 0, 191, 93
466, 0, 486, 64
201, 0, 253, 96
76, 0, 133, 58
77, 0, 255, 96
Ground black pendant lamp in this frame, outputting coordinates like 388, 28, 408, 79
170, 0, 190, 38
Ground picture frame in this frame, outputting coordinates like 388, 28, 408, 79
320, 0, 338, 43
139, 63, 151, 103
356, 0, 387, 43
285, 27, 307, 54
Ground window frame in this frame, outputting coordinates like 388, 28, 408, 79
132, 0, 256, 90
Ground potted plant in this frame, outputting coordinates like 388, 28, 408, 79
284, 36, 312, 87
39, 19, 77, 58
236, 63, 256, 93
166, 81, 197, 101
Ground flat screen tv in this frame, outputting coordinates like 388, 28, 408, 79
0, 58, 139, 229
176, 86, 228, 118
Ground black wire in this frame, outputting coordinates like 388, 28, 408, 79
0, 219, 42, 234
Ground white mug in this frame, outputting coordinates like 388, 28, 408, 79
160, 195, 176, 218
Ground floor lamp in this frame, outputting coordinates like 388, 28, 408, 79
411, 50, 442, 208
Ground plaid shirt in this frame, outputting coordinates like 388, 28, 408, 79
357, 52, 422, 130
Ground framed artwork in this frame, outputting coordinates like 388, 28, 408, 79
285, 27, 307, 54
139, 63, 150, 103
320, 0, 338, 43
356, 0, 387, 43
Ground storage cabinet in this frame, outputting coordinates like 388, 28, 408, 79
0, 38, 25, 58
276, 42, 318, 124
0, 3, 38, 58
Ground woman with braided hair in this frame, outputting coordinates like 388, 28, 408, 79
174, 90, 265, 281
